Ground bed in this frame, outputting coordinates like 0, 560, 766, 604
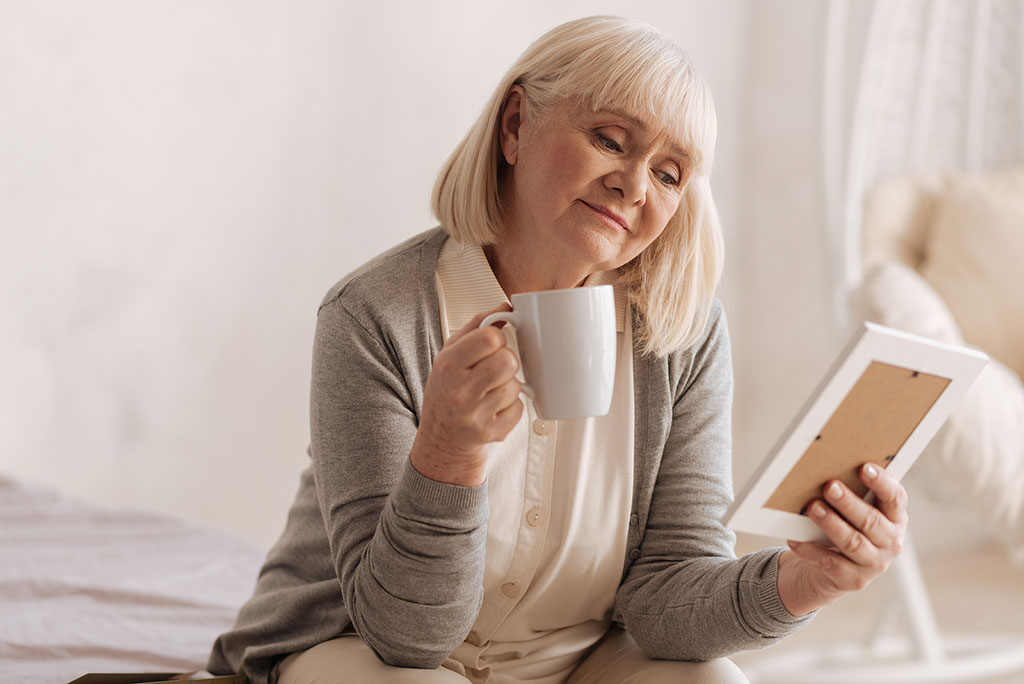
0, 472, 266, 684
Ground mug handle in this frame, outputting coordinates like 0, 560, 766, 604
478, 311, 536, 401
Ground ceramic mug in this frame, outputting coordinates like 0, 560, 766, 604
479, 285, 616, 420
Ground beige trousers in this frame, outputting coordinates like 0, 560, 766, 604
276, 628, 749, 684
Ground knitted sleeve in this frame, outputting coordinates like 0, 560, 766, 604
309, 295, 488, 668
614, 302, 816, 659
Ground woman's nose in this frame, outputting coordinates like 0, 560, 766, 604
605, 161, 647, 206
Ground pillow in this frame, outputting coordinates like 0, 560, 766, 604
861, 173, 947, 270
920, 170, 1024, 378
855, 260, 964, 345
921, 357, 1024, 565
857, 258, 1024, 564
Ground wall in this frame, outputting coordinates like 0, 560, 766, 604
731, 0, 837, 488
2, 0, 761, 547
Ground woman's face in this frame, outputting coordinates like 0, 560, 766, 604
499, 88, 694, 276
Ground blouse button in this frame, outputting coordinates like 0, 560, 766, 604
526, 506, 545, 527
501, 582, 519, 598
628, 548, 641, 560
532, 419, 551, 435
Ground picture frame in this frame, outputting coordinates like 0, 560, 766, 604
724, 322, 989, 543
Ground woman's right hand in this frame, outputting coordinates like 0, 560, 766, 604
409, 304, 524, 486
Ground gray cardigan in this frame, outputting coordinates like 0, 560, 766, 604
207, 228, 813, 684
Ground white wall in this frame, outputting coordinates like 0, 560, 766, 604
730, 0, 838, 487
2, 0, 768, 547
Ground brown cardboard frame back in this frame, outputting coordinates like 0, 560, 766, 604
765, 360, 949, 514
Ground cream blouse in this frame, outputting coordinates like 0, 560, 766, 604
434, 239, 634, 684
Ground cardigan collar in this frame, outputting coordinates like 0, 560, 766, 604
435, 238, 628, 336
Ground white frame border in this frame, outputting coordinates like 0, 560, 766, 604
724, 323, 988, 543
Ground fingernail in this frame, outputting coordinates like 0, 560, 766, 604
787, 540, 799, 550
811, 502, 827, 518
827, 482, 843, 500
864, 464, 879, 479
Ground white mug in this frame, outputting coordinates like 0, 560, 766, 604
479, 285, 616, 420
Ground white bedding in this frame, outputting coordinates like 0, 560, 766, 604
0, 473, 266, 684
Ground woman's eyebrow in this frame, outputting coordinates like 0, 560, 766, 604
589, 108, 647, 131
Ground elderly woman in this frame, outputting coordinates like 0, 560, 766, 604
208, 15, 908, 684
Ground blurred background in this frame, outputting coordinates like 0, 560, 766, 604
7, 3, 1024, 681
0, 0, 970, 549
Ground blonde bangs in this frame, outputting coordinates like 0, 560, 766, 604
521, 17, 717, 175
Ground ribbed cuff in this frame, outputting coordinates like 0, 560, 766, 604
393, 458, 489, 527
757, 548, 818, 626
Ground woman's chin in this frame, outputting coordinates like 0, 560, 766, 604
559, 231, 627, 274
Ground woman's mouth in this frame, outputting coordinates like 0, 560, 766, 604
581, 201, 629, 231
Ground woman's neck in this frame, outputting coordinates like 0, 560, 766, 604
485, 217, 591, 295
483, 241, 590, 295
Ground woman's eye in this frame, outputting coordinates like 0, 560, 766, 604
657, 171, 679, 186
597, 135, 622, 151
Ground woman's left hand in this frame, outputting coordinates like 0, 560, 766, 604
776, 462, 909, 616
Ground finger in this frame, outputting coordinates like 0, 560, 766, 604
489, 394, 525, 441
479, 375, 522, 414
806, 499, 880, 567
446, 303, 512, 345
860, 463, 909, 526
821, 479, 895, 549
467, 347, 519, 397
445, 324, 509, 370
786, 540, 865, 592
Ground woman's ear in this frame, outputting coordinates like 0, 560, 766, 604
499, 85, 525, 166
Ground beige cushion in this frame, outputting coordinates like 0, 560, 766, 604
919, 170, 1024, 378
858, 259, 1024, 563
861, 173, 947, 270
927, 358, 1024, 564
855, 260, 963, 345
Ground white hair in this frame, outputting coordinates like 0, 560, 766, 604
432, 16, 723, 356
